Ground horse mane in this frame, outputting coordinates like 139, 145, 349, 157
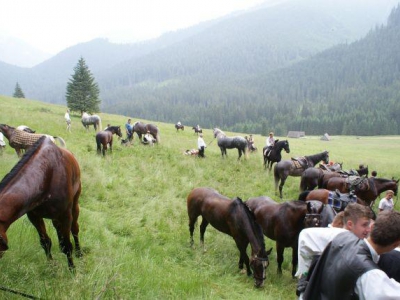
105, 126, 119, 131
0, 136, 47, 190
306, 151, 328, 163
231, 197, 266, 250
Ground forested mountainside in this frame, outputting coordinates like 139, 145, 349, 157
0, 0, 398, 135
102, 5, 400, 136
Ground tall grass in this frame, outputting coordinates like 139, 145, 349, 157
0, 95, 399, 299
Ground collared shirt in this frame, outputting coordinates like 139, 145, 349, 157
296, 227, 347, 277
379, 197, 394, 211
355, 239, 400, 299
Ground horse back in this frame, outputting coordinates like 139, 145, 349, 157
187, 187, 234, 235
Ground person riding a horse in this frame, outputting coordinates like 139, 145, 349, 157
264, 132, 275, 157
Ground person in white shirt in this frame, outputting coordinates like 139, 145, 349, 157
296, 203, 373, 298
264, 131, 275, 156
0, 132, 6, 151
379, 190, 394, 212
197, 134, 206, 158
303, 211, 400, 300
64, 109, 71, 132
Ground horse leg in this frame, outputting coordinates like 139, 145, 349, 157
199, 219, 209, 252
52, 218, 75, 269
109, 141, 113, 153
279, 178, 287, 199
188, 216, 197, 248
236, 241, 251, 276
96, 141, 101, 155
71, 187, 82, 258
237, 149, 242, 160
26, 212, 53, 261
276, 242, 284, 275
102, 144, 106, 156
291, 244, 298, 278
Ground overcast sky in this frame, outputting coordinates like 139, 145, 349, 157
0, 0, 266, 54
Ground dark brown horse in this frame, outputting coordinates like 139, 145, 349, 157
0, 136, 81, 269
0, 124, 66, 157
246, 197, 334, 278
263, 139, 290, 172
300, 165, 369, 191
187, 187, 272, 287
132, 121, 160, 143
274, 151, 329, 199
327, 177, 399, 205
175, 123, 184, 131
95, 126, 122, 156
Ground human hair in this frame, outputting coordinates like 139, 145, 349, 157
370, 211, 400, 246
331, 211, 345, 228
371, 171, 377, 177
386, 190, 394, 196
343, 203, 373, 225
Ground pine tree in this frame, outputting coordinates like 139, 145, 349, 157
66, 57, 100, 114
13, 82, 25, 98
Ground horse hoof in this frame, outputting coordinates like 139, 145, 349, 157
240, 269, 247, 275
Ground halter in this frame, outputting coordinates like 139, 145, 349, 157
251, 255, 269, 281
304, 213, 323, 227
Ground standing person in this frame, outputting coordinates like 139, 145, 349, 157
303, 211, 400, 300
264, 131, 275, 157
125, 118, 133, 143
296, 203, 373, 297
64, 109, 71, 132
0, 131, 5, 153
379, 190, 395, 212
197, 133, 206, 158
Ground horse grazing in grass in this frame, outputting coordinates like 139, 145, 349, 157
0, 124, 66, 157
132, 121, 160, 143
96, 126, 122, 156
0, 136, 82, 269
263, 139, 290, 172
274, 151, 329, 199
213, 128, 248, 160
187, 187, 272, 288
81, 112, 102, 131
246, 196, 334, 278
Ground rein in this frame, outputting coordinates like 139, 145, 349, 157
0, 285, 40, 299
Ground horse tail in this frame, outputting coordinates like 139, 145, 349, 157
156, 131, 160, 143
95, 135, 101, 154
53, 136, 67, 148
298, 190, 310, 201
244, 140, 249, 159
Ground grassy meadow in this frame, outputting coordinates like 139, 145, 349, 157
0, 95, 399, 299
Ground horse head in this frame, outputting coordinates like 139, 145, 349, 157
304, 201, 324, 227
322, 151, 329, 164
283, 140, 290, 153
250, 247, 272, 288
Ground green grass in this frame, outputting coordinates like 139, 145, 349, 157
0, 95, 399, 299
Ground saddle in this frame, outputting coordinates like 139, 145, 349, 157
346, 176, 368, 192
291, 157, 308, 169
327, 190, 357, 212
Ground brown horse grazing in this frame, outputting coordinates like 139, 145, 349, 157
327, 177, 399, 205
274, 151, 329, 199
132, 121, 160, 143
187, 187, 272, 287
175, 123, 184, 131
0, 136, 81, 269
95, 126, 122, 156
0, 124, 66, 157
246, 197, 334, 278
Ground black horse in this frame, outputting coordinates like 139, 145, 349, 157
213, 128, 248, 160
95, 126, 122, 156
274, 151, 329, 199
263, 140, 290, 172
192, 126, 202, 135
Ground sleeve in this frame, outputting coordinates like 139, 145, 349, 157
378, 199, 384, 209
356, 269, 400, 299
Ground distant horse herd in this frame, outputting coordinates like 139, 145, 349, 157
0, 111, 398, 289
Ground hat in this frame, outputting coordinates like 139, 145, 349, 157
199, 133, 203, 137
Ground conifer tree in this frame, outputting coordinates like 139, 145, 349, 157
13, 82, 25, 98
66, 57, 100, 114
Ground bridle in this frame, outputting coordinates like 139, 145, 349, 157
251, 255, 269, 281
